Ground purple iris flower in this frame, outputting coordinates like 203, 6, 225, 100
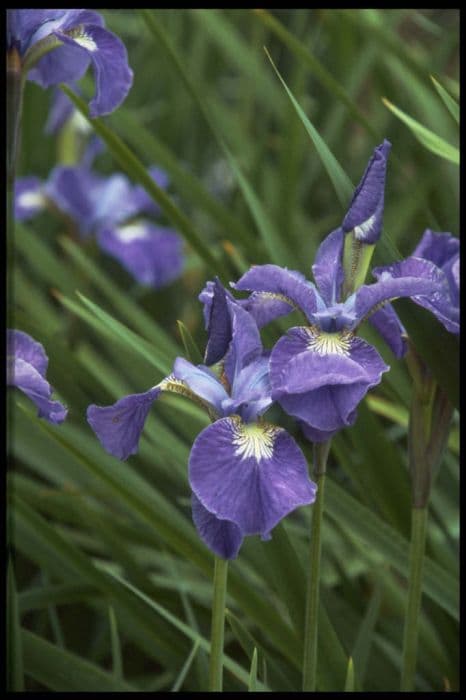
7, 9, 133, 117
7, 330, 68, 424
87, 303, 317, 559
15, 163, 184, 289
224, 139, 450, 443
376, 229, 459, 335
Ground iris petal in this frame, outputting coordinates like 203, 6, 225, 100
189, 417, 316, 536
87, 387, 161, 460
191, 494, 243, 560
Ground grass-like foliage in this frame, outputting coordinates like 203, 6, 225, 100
8, 9, 458, 692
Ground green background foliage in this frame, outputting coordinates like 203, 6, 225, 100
9, 9, 459, 691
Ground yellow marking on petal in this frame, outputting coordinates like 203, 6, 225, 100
231, 417, 280, 462
68, 26, 98, 52
306, 327, 352, 356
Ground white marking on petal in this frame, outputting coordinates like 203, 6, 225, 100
18, 191, 46, 210
68, 26, 98, 52
115, 223, 151, 243
354, 212, 377, 241
306, 327, 352, 356
69, 109, 92, 134
232, 418, 280, 462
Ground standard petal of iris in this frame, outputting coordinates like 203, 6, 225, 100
233, 264, 322, 322
97, 223, 184, 288
352, 257, 447, 324
8, 357, 67, 424
412, 229, 459, 270
189, 417, 317, 536
311, 228, 345, 305
342, 140, 391, 243
228, 353, 273, 421
87, 387, 161, 460
223, 301, 263, 384
367, 303, 408, 358
270, 328, 388, 431
203, 278, 232, 366
15, 177, 47, 221
7, 329, 48, 376
172, 358, 228, 412
52, 24, 133, 116
191, 494, 243, 560
239, 291, 295, 328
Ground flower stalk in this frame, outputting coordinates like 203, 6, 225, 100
302, 439, 331, 691
209, 556, 229, 691
400, 506, 428, 691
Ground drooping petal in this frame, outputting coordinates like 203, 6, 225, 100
233, 265, 322, 322
9, 358, 68, 424
367, 303, 408, 358
49, 24, 133, 116
342, 140, 391, 243
351, 257, 447, 326
191, 494, 243, 560
172, 358, 228, 412
28, 42, 91, 88
87, 387, 161, 460
97, 222, 184, 288
311, 227, 345, 305
7, 329, 48, 376
270, 327, 388, 432
15, 177, 47, 221
189, 417, 317, 536
91, 173, 137, 227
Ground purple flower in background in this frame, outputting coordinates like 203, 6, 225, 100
7, 330, 67, 424
375, 230, 459, 335
7, 9, 133, 117
15, 161, 184, 289
87, 303, 316, 559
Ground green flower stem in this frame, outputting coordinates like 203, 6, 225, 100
209, 556, 229, 691
302, 440, 331, 691
401, 506, 428, 691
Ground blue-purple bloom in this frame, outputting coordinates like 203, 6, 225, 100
15, 162, 184, 289
7, 9, 133, 117
220, 143, 451, 442
87, 302, 316, 559
7, 330, 68, 424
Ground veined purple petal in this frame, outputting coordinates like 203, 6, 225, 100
352, 257, 447, 325
203, 278, 232, 366
172, 358, 228, 413
7, 330, 67, 424
51, 24, 133, 117
189, 417, 317, 536
223, 301, 263, 385
311, 228, 345, 305
239, 292, 295, 328
228, 352, 273, 422
97, 222, 184, 288
413, 229, 459, 269
7, 329, 48, 376
191, 494, 243, 560
368, 303, 408, 358
270, 327, 388, 432
91, 173, 136, 227
28, 42, 91, 88
87, 387, 161, 460
15, 177, 47, 221
342, 140, 391, 243
7, 10, 69, 54
233, 265, 322, 322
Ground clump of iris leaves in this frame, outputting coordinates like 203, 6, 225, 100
8, 8, 458, 693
